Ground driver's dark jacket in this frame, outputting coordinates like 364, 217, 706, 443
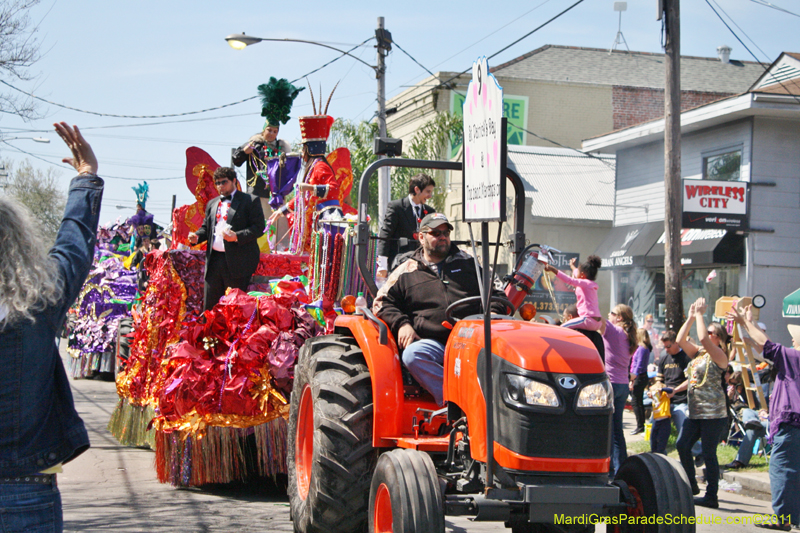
0, 174, 101, 477
373, 244, 505, 345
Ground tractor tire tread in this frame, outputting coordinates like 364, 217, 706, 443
289, 334, 376, 533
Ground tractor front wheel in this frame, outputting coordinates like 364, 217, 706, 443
613, 452, 695, 533
288, 335, 376, 533
368, 448, 444, 533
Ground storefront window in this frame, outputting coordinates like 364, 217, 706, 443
681, 267, 739, 327
614, 266, 739, 334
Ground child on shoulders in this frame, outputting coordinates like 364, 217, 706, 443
544, 255, 602, 333
648, 381, 672, 455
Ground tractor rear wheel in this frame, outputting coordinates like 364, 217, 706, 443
613, 452, 695, 533
368, 448, 444, 533
288, 335, 377, 533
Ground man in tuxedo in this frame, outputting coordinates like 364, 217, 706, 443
188, 167, 265, 310
376, 173, 435, 279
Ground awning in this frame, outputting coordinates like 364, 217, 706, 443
784, 288, 800, 318
645, 228, 744, 268
594, 222, 663, 270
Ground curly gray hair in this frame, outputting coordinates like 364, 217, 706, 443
0, 197, 62, 328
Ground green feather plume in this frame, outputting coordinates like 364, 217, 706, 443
258, 77, 305, 126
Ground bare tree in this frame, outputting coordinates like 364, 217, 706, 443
0, 0, 40, 119
3, 159, 66, 246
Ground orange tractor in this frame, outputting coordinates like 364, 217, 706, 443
287, 159, 695, 532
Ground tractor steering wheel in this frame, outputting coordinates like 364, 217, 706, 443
444, 295, 515, 324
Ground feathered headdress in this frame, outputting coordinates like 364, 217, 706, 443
132, 182, 149, 210
258, 77, 305, 127
298, 81, 339, 155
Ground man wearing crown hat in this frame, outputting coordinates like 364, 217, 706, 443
274, 85, 355, 254
233, 78, 302, 217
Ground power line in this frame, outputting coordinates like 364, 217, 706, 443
392, 40, 437, 79
0, 79, 258, 119
0, 38, 374, 120
704, 0, 800, 103
388, 0, 586, 116
508, 124, 617, 170
1, 142, 185, 181
388, 0, 555, 96
750, 0, 800, 18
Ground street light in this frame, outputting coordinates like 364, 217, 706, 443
225, 17, 394, 224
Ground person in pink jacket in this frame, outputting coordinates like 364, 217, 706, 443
545, 255, 602, 332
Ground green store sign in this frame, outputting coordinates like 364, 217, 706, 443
450, 91, 528, 158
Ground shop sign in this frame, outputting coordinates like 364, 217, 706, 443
682, 178, 749, 230
524, 252, 579, 315
600, 228, 639, 268
451, 93, 528, 157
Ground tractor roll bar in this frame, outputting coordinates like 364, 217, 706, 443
356, 158, 526, 298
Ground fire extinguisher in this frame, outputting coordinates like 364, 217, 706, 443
504, 244, 559, 311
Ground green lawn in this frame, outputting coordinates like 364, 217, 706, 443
627, 425, 770, 473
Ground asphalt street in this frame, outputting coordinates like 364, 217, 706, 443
60, 348, 777, 532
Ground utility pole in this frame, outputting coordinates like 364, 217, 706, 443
662, 0, 683, 331
376, 17, 391, 225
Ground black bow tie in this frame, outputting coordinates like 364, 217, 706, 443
221, 195, 232, 202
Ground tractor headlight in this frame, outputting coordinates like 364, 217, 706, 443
523, 380, 560, 407
505, 374, 560, 408
576, 380, 613, 409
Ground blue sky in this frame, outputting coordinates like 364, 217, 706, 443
1, 0, 796, 226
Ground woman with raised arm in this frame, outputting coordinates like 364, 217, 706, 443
602, 303, 638, 476
671, 297, 729, 509
0, 123, 102, 532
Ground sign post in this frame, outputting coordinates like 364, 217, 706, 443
462, 56, 506, 491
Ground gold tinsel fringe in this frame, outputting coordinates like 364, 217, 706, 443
107, 398, 156, 449
154, 418, 288, 487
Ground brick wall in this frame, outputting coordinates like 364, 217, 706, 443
612, 86, 733, 130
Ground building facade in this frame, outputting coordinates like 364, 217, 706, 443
584, 53, 800, 345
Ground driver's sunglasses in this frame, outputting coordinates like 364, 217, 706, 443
214, 178, 230, 186
424, 229, 450, 238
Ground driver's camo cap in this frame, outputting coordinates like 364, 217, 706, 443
420, 213, 454, 231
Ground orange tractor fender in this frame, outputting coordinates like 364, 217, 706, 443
334, 314, 404, 447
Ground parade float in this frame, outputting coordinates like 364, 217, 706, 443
108, 79, 378, 486
67, 184, 156, 380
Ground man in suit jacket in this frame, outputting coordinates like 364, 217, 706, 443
376, 173, 435, 279
188, 167, 265, 310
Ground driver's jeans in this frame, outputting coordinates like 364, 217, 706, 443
402, 339, 446, 406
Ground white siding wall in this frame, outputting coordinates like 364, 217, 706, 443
614, 120, 753, 226
748, 117, 800, 347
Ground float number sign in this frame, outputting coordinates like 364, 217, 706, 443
462, 56, 506, 222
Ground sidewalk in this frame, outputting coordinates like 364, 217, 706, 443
622, 407, 772, 502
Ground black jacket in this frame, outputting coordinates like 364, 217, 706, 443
377, 197, 433, 270
194, 191, 265, 280
373, 244, 506, 345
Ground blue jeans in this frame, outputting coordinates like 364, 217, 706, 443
0, 478, 62, 532
770, 424, 800, 526
735, 408, 768, 465
402, 339, 446, 406
610, 383, 629, 475
671, 403, 702, 456
650, 418, 671, 455
676, 417, 728, 500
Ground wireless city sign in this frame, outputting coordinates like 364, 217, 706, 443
682, 178, 749, 230
462, 56, 506, 222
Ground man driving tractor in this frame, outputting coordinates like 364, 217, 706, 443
372, 212, 506, 405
